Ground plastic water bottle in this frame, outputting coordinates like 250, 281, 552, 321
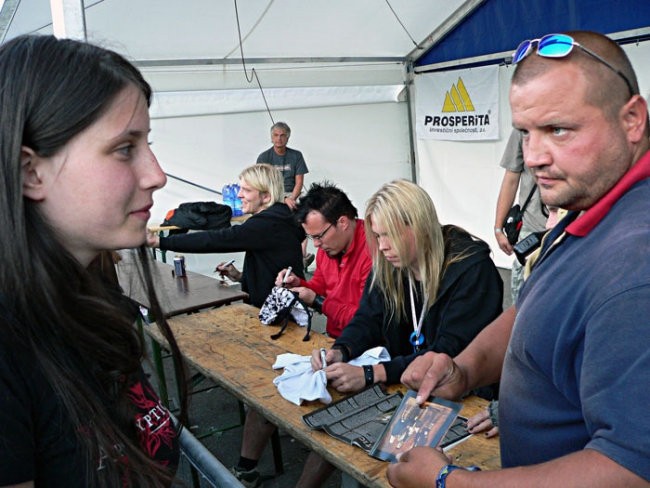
222, 184, 234, 210
232, 183, 243, 216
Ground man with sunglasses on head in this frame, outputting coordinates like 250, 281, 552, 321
388, 31, 650, 488
231, 181, 372, 487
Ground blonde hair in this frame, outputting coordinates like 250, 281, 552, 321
364, 180, 445, 322
239, 164, 284, 209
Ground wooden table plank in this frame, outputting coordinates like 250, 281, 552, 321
117, 257, 248, 317
159, 303, 500, 487
116, 255, 248, 407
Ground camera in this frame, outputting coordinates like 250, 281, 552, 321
513, 231, 546, 265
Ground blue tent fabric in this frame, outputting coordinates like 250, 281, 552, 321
415, 0, 650, 68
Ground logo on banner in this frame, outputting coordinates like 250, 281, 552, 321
415, 65, 499, 140
423, 77, 490, 133
442, 78, 475, 112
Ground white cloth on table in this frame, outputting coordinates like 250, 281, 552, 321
272, 346, 391, 406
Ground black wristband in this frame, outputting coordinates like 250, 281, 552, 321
363, 365, 374, 387
332, 344, 350, 362
312, 295, 325, 313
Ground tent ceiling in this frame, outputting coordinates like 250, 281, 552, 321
4, 0, 649, 78
415, 0, 650, 71
1, 0, 469, 65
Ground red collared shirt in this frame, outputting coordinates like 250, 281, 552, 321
567, 149, 650, 236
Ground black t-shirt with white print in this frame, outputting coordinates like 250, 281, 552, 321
0, 334, 180, 486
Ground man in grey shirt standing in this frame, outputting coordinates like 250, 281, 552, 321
494, 129, 547, 303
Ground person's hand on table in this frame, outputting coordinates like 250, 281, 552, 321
326, 362, 366, 392
466, 406, 499, 438
310, 348, 343, 371
146, 230, 160, 248
214, 261, 242, 282
289, 286, 316, 306
387, 446, 451, 488
274, 268, 300, 288
400, 351, 467, 404
467, 400, 499, 438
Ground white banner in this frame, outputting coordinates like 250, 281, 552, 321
415, 65, 499, 141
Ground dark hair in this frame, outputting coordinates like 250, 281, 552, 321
0, 35, 186, 486
294, 181, 358, 224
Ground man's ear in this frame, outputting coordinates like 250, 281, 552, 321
337, 215, 350, 230
621, 94, 648, 144
21, 146, 47, 201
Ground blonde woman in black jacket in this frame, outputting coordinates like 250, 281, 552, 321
315, 179, 503, 390
301, 179, 502, 487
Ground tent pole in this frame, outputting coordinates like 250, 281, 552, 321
404, 61, 418, 184
0, 0, 20, 44
50, 0, 86, 40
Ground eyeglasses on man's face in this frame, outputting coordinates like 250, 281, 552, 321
306, 223, 333, 241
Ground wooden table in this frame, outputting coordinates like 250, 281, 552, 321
117, 257, 248, 317
159, 303, 500, 487
116, 255, 248, 405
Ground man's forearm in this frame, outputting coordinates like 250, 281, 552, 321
455, 306, 516, 391
292, 174, 304, 200
444, 449, 645, 488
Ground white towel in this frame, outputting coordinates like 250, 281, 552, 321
272, 346, 391, 406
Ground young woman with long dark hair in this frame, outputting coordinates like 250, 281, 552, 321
0, 35, 187, 487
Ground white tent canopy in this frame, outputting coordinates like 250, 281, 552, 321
3, 0, 650, 271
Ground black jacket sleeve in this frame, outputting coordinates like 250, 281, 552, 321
429, 257, 503, 358
333, 276, 386, 359
383, 255, 502, 384
334, 253, 503, 386
160, 211, 290, 254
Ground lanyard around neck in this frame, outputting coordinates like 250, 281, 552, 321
408, 274, 428, 351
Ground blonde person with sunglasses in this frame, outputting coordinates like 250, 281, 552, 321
389, 31, 650, 488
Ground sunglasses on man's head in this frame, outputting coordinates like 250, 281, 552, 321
512, 33, 634, 97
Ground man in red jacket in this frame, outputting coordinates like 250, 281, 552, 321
278, 181, 372, 338
231, 182, 372, 487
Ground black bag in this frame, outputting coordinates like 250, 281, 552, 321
503, 186, 537, 245
161, 202, 232, 233
503, 205, 524, 245
258, 286, 312, 341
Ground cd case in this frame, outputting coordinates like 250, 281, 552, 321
302, 385, 464, 462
